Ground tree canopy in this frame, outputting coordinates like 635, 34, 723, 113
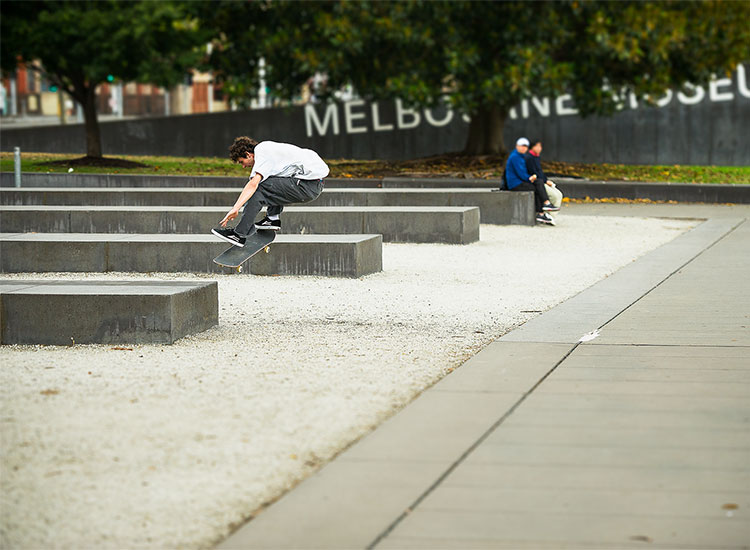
2, 0, 748, 157
206, 0, 750, 154
1, 0, 210, 158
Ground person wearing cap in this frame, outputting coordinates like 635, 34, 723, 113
524, 139, 563, 214
505, 137, 556, 225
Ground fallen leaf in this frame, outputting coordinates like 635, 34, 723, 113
40, 389, 59, 396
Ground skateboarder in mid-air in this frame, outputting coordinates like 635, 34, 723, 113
211, 136, 330, 247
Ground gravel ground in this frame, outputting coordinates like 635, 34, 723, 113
0, 215, 696, 549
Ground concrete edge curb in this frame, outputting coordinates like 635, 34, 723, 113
2, 172, 748, 203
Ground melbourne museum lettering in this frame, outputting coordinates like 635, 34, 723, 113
304, 63, 750, 138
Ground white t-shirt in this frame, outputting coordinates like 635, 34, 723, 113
250, 141, 330, 182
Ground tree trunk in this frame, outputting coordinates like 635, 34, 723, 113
463, 102, 508, 155
82, 84, 102, 158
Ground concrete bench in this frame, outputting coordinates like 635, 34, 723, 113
1, 188, 534, 225
0, 280, 218, 345
0, 233, 382, 277
0, 205, 480, 243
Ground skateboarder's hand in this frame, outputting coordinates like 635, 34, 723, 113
220, 208, 240, 227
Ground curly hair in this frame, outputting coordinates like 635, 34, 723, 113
229, 136, 258, 162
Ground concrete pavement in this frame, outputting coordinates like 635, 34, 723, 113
217, 205, 750, 549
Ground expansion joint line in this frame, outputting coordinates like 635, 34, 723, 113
367, 218, 744, 549
366, 343, 581, 549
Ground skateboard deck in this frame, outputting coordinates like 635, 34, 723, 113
213, 230, 276, 270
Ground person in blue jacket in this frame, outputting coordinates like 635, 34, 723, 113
505, 137, 556, 225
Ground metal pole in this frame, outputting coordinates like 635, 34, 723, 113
14, 147, 21, 187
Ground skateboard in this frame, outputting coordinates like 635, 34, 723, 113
213, 230, 275, 272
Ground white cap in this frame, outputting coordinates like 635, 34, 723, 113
516, 137, 530, 147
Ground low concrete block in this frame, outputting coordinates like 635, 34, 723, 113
0, 205, 481, 243
1, 188, 533, 225
0, 233, 382, 277
0, 187, 242, 206
314, 189, 534, 225
0, 280, 218, 345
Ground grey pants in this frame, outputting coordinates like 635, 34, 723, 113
235, 176, 324, 236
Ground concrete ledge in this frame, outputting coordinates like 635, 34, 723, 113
314, 189, 532, 225
0, 187, 243, 206
0, 173, 501, 189
4, 173, 746, 203
0, 233, 383, 277
0, 280, 218, 345
1, 188, 533, 225
0, 205, 481, 243
1, 172, 247, 188
560, 180, 750, 204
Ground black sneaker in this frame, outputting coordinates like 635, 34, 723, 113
255, 217, 281, 231
211, 227, 246, 247
542, 203, 560, 212
536, 212, 556, 226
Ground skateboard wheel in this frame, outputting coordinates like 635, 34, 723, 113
236, 266, 242, 273
264, 246, 271, 254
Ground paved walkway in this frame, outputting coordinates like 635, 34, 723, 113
218, 206, 750, 549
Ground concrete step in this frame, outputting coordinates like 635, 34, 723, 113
0, 280, 218, 345
0, 233, 383, 277
0, 205, 480, 243
1, 188, 534, 225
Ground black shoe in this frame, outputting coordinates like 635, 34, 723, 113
211, 227, 246, 247
255, 217, 281, 231
542, 203, 560, 212
536, 212, 556, 226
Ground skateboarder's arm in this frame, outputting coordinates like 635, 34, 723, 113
220, 173, 262, 226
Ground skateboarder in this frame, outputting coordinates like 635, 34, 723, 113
211, 136, 330, 247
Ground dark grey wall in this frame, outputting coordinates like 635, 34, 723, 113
2, 69, 749, 165
510, 96, 750, 166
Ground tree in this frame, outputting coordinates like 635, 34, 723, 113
547, 1, 750, 116
0, 0, 210, 160
205, 0, 750, 156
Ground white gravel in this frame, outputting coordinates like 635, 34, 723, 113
0, 215, 696, 549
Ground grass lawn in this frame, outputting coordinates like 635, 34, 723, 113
1, 151, 748, 184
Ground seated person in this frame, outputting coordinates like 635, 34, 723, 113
524, 139, 563, 212
505, 137, 556, 225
